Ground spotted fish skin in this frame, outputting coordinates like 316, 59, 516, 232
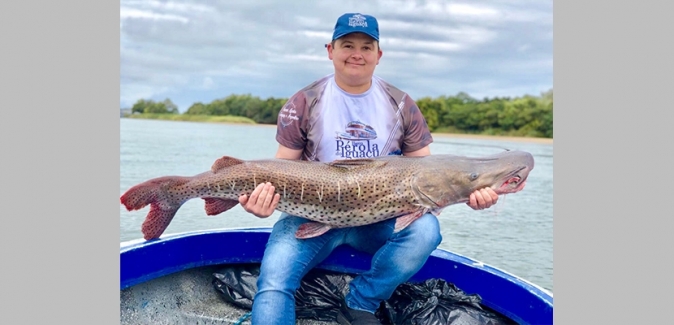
120, 151, 534, 240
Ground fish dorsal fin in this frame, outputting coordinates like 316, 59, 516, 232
328, 158, 387, 169
211, 156, 245, 173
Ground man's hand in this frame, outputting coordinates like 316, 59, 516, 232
466, 187, 499, 210
239, 182, 281, 218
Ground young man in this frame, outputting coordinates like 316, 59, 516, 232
239, 13, 499, 325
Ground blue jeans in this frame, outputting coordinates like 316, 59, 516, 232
250, 212, 442, 325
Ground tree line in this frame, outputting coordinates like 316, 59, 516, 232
128, 89, 552, 138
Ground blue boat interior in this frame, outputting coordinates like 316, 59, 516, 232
120, 228, 552, 324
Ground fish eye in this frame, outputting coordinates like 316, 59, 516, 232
470, 173, 479, 180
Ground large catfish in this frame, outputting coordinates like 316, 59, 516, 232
120, 151, 534, 240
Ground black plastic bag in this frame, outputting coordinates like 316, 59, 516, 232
293, 269, 355, 321
380, 279, 515, 325
212, 264, 514, 324
213, 264, 353, 322
212, 264, 259, 310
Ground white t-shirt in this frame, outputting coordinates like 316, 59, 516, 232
276, 74, 433, 162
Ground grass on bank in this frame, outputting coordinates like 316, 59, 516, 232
428, 126, 549, 138
126, 113, 256, 124
124, 113, 550, 139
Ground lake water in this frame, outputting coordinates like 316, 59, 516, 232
120, 118, 553, 292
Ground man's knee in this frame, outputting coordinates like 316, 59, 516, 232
406, 213, 443, 248
257, 261, 301, 293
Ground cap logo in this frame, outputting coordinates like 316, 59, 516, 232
348, 14, 368, 28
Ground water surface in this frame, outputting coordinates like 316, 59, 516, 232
120, 118, 553, 291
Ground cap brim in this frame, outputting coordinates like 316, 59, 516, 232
333, 31, 379, 41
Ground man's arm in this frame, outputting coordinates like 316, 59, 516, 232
403, 146, 431, 157
275, 144, 303, 159
238, 144, 299, 218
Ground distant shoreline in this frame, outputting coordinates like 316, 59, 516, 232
228, 120, 554, 145
123, 116, 553, 145
431, 132, 553, 145
208, 120, 554, 145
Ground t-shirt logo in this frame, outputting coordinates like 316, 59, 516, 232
335, 121, 380, 158
335, 121, 377, 140
279, 101, 299, 127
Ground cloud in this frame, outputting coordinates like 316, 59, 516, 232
120, 9, 189, 24
120, 0, 552, 111
201, 77, 214, 89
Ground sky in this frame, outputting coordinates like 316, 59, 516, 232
120, 0, 552, 112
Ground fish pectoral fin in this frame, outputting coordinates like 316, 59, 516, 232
295, 221, 332, 239
204, 198, 239, 215
211, 156, 245, 173
328, 159, 387, 169
393, 210, 426, 233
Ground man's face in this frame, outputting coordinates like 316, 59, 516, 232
327, 33, 383, 87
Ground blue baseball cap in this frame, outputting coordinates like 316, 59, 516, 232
332, 13, 379, 41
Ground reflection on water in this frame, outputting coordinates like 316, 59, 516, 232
120, 118, 553, 291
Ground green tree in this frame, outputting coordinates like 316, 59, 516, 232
185, 102, 208, 115
416, 97, 440, 131
161, 99, 179, 114
131, 98, 178, 114
131, 99, 150, 114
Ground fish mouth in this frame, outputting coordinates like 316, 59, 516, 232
495, 166, 529, 195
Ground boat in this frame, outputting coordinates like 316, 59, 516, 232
120, 228, 553, 324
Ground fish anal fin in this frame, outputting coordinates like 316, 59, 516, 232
204, 198, 239, 215
211, 156, 245, 173
295, 221, 332, 239
393, 210, 425, 233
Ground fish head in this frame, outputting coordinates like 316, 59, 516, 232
473, 150, 534, 195
412, 150, 534, 208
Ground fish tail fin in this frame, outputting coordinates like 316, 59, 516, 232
120, 176, 191, 240
120, 176, 189, 211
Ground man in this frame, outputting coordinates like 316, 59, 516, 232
238, 13, 499, 325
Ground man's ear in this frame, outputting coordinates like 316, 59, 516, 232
326, 42, 334, 60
